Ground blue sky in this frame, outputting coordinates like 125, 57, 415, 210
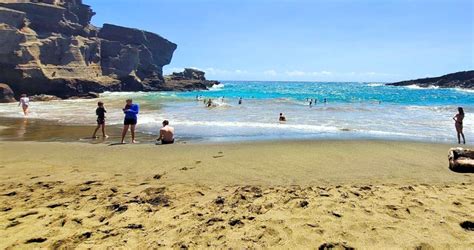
86, 0, 473, 82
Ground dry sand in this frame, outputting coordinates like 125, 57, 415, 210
0, 140, 473, 249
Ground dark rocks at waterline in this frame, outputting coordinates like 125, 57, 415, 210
163, 68, 220, 91
387, 71, 474, 89
0, 83, 16, 103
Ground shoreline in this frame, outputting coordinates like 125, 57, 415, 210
0, 116, 469, 146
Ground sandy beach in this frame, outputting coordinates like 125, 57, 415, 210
0, 140, 473, 249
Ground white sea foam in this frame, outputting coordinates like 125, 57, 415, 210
209, 84, 225, 91
454, 88, 474, 93
405, 85, 439, 90
367, 83, 383, 87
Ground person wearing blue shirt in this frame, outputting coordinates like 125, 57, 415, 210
121, 99, 139, 144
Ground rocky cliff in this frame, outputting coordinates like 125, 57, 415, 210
163, 68, 219, 91
0, 0, 212, 99
388, 71, 474, 89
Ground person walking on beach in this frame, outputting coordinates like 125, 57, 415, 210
453, 107, 466, 144
18, 94, 29, 116
120, 99, 139, 144
157, 120, 175, 144
279, 113, 287, 122
92, 101, 108, 138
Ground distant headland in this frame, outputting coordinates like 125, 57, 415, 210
0, 0, 219, 101
387, 70, 474, 89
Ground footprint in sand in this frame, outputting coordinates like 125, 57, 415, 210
125, 223, 144, 230
25, 238, 47, 244
460, 221, 474, 231
180, 167, 195, 171
319, 242, 354, 250
213, 151, 224, 158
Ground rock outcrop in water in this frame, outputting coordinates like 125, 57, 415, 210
0, 83, 15, 103
163, 68, 219, 91
387, 71, 474, 89
0, 0, 216, 99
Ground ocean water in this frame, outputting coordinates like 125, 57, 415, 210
0, 81, 473, 143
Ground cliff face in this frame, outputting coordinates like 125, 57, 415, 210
0, 0, 179, 98
388, 71, 474, 89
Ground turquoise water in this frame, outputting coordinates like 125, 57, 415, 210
0, 81, 472, 143
179, 81, 474, 105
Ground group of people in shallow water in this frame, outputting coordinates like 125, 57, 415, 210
306, 98, 327, 108
16, 94, 467, 145
91, 99, 175, 145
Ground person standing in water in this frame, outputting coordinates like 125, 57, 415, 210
121, 99, 140, 144
206, 98, 213, 107
92, 101, 108, 138
309, 99, 313, 108
18, 94, 29, 116
238, 97, 242, 105
453, 107, 466, 144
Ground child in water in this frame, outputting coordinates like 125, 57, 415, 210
92, 101, 108, 138
18, 94, 29, 116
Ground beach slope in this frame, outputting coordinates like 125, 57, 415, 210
0, 141, 473, 248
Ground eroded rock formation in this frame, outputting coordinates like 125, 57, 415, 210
163, 68, 219, 91
448, 148, 474, 173
0, 0, 194, 98
388, 71, 474, 89
0, 83, 15, 103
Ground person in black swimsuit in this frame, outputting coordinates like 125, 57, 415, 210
92, 101, 108, 138
453, 107, 466, 144
279, 113, 287, 122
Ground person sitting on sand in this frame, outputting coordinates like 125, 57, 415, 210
120, 99, 140, 144
92, 101, 108, 139
453, 107, 466, 144
157, 120, 175, 144
279, 113, 287, 122
18, 94, 29, 116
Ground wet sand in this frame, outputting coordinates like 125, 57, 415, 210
0, 140, 473, 248
0, 117, 153, 143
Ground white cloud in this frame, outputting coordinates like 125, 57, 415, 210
263, 69, 277, 76
167, 67, 249, 77
164, 66, 395, 81
285, 70, 306, 77
163, 67, 185, 74
234, 69, 248, 74
285, 70, 333, 77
